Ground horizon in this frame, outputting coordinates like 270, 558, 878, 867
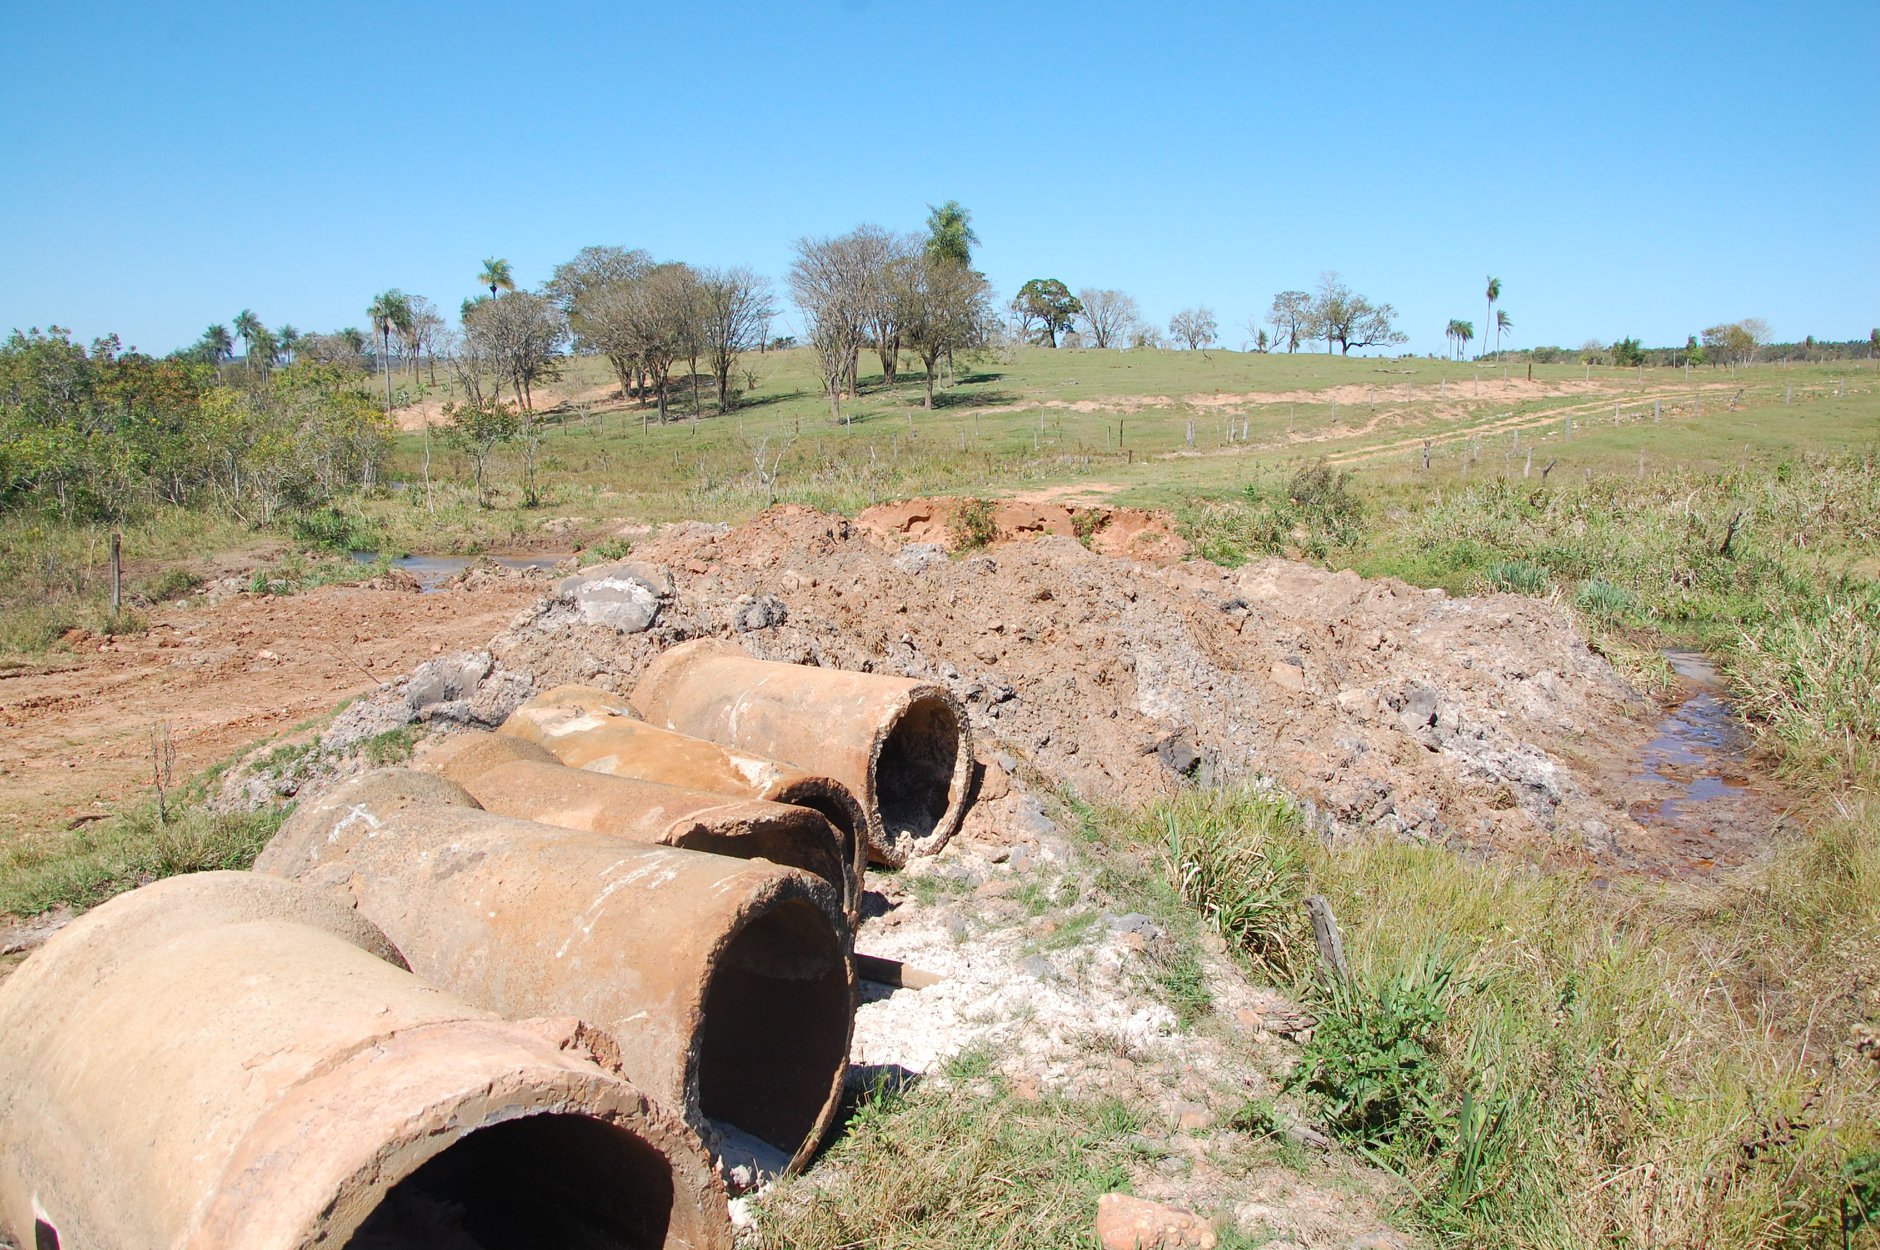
3, 1, 1874, 358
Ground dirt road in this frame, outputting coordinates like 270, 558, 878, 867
0, 577, 544, 850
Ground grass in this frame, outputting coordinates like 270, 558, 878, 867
1113, 785, 1880, 1249
0, 802, 284, 918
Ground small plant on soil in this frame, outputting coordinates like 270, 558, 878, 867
1482, 559, 1547, 595
948, 498, 998, 550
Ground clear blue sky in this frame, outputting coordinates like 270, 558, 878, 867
3, 1, 1874, 357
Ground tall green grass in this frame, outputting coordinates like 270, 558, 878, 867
1136, 787, 1880, 1248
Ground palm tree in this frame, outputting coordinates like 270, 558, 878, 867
276, 324, 301, 365
199, 323, 233, 364
1457, 319, 1475, 360
1495, 309, 1513, 353
366, 290, 412, 417
479, 257, 515, 300
923, 200, 979, 266
1444, 318, 1464, 360
232, 309, 264, 372
1483, 276, 1501, 360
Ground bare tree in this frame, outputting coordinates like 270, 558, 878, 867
1310, 272, 1406, 355
463, 291, 567, 411
1266, 290, 1313, 353
1077, 289, 1140, 350
849, 226, 915, 386
402, 295, 445, 385
1169, 306, 1218, 350
898, 257, 994, 408
699, 267, 774, 413
789, 234, 871, 424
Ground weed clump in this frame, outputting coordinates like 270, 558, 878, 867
948, 498, 998, 550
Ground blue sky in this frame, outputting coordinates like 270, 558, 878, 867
3, 1, 1874, 357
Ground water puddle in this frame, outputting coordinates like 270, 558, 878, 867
350, 552, 569, 593
1623, 650, 1773, 873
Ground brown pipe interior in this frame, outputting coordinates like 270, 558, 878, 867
342, 1113, 676, 1250
697, 897, 850, 1154
668, 813, 842, 899
873, 694, 963, 844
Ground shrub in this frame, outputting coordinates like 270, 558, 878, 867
1573, 577, 1634, 620
949, 499, 998, 550
289, 506, 378, 553
1155, 789, 1308, 979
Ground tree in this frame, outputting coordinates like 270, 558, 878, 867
898, 257, 993, 409
1076, 289, 1139, 349
1484, 276, 1501, 359
232, 309, 264, 374
850, 226, 914, 386
1168, 307, 1218, 350
1612, 337, 1645, 367
1266, 290, 1312, 353
1870, 329, 1879, 359
1444, 319, 1464, 360
1312, 273, 1407, 355
790, 234, 871, 423
1129, 324, 1165, 349
275, 325, 301, 365
547, 246, 653, 395
1701, 321, 1764, 368
924, 200, 979, 267
444, 397, 519, 508
479, 257, 515, 300
1495, 309, 1512, 351
403, 297, 444, 385
196, 324, 234, 364
1015, 279, 1081, 348
365, 290, 411, 416
1685, 334, 1704, 367
1455, 319, 1474, 359
697, 266, 774, 413
463, 290, 566, 413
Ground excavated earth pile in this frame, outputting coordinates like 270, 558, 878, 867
488, 505, 1665, 871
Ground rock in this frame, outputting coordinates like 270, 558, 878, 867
1095, 1193, 1217, 1250
1173, 1101, 1215, 1131
1021, 955, 1057, 981
559, 560, 671, 633
1012, 793, 1058, 839
405, 651, 493, 715
731, 594, 788, 633
1154, 730, 1201, 778
1334, 687, 1373, 717
1268, 661, 1305, 693
1396, 681, 1441, 735
894, 543, 948, 575
1106, 912, 1160, 938
976, 756, 1012, 802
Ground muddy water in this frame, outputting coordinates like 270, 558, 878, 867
1623, 651, 1780, 873
351, 552, 570, 592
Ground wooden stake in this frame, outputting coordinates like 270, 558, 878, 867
110, 531, 122, 618
1305, 896, 1349, 986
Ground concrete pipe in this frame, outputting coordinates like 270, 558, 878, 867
0, 871, 729, 1250
631, 641, 973, 866
422, 732, 857, 923
502, 684, 868, 895
255, 770, 854, 1178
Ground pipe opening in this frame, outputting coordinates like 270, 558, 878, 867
672, 814, 843, 900
698, 897, 850, 1154
342, 1113, 675, 1250
874, 695, 963, 845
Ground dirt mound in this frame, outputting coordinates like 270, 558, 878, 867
856, 497, 1189, 565
488, 503, 1672, 868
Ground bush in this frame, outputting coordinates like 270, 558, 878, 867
1153, 788, 1308, 979
289, 506, 378, 553
1287, 948, 1457, 1149
949, 499, 998, 550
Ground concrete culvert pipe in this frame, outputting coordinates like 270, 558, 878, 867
256, 770, 855, 1178
0, 871, 730, 1250
422, 731, 857, 924
503, 684, 869, 903
630, 641, 973, 867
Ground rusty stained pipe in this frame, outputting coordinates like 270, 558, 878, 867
631, 641, 973, 867
0, 871, 729, 1250
423, 731, 857, 923
254, 770, 854, 1177
503, 684, 869, 898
